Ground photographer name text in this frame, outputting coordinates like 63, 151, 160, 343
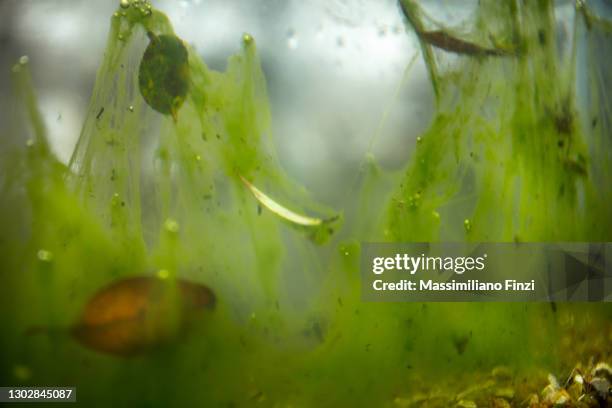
371, 254, 535, 292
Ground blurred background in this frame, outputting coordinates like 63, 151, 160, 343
1, 0, 608, 206
0, 0, 440, 207
0, 3, 611, 406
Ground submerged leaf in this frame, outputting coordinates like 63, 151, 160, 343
398, 1, 512, 57
418, 30, 511, 57
138, 32, 190, 121
240, 175, 332, 227
71, 276, 215, 356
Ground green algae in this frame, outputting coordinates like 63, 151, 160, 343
0, 1, 610, 407
390, 0, 611, 243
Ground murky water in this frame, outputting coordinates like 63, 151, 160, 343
0, 1, 610, 407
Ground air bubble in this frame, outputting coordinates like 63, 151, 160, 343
19, 55, 29, 65
157, 269, 169, 279
286, 29, 298, 50
128, 105, 134, 112
37, 249, 54, 262
164, 218, 180, 233
120, 0, 130, 9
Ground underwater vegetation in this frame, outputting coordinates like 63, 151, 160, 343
0, 0, 610, 407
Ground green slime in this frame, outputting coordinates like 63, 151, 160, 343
0, 0, 610, 406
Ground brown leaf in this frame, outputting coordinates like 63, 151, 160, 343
71, 276, 215, 356
419, 30, 508, 57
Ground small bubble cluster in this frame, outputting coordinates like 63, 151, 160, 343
464, 218, 472, 232
407, 191, 421, 209
339, 245, 350, 257
118, 0, 152, 17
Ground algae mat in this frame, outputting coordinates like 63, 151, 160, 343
0, 0, 610, 407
